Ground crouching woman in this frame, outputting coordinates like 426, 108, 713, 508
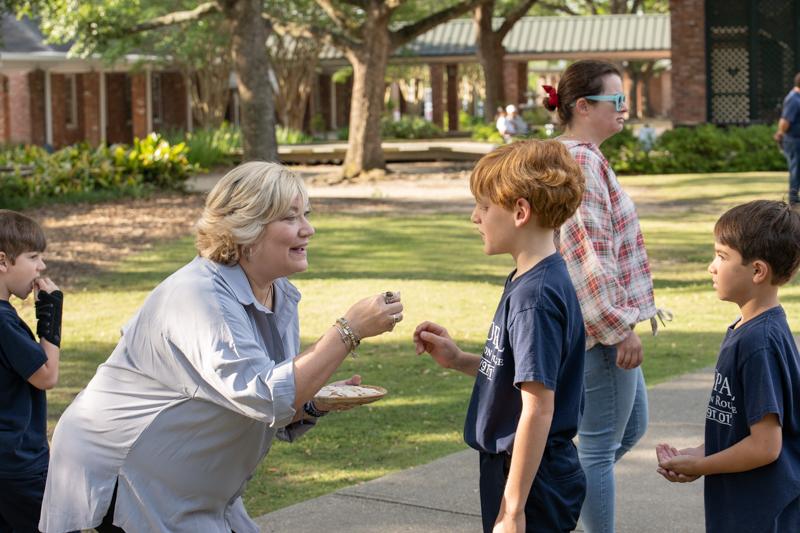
39, 162, 403, 533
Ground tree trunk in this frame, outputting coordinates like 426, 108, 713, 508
341, 13, 391, 179
186, 60, 232, 129
269, 36, 321, 131
475, 1, 506, 121
222, 0, 277, 161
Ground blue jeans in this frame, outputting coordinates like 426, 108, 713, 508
577, 344, 648, 533
782, 136, 800, 205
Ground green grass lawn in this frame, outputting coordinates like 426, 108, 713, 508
15, 170, 800, 515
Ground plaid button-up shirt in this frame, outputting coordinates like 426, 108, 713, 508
558, 140, 657, 349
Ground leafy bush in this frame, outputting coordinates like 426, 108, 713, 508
603, 124, 786, 174
381, 116, 444, 139
163, 122, 241, 168
459, 110, 484, 130
276, 126, 313, 145
521, 107, 552, 126
469, 123, 504, 144
0, 134, 195, 208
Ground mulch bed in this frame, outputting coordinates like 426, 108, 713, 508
23, 193, 206, 287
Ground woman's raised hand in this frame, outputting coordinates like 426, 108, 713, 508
344, 291, 403, 340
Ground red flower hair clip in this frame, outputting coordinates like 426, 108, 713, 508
543, 85, 559, 108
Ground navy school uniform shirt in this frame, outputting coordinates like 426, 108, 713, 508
464, 253, 585, 455
782, 90, 800, 138
0, 300, 49, 478
704, 306, 800, 532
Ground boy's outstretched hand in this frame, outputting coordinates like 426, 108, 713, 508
656, 443, 702, 482
413, 321, 461, 368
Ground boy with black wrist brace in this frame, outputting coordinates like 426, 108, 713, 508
414, 140, 587, 532
657, 200, 800, 532
0, 210, 64, 532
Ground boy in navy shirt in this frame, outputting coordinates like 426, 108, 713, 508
414, 140, 587, 532
657, 200, 800, 532
0, 210, 64, 532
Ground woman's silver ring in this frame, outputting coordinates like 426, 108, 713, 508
391, 313, 402, 324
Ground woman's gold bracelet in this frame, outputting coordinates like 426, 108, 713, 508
334, 317, 360, 357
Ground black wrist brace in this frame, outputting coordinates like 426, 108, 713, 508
36, 290, 63, 347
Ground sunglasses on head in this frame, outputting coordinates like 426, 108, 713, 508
584, 93, 626, 112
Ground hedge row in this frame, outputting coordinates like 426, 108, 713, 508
602, 124, 786, 175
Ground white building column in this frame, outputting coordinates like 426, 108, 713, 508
330, 77, 337, 130
99, 71, 107, 145
43, 70, 53, 147
145, 69, 152, 133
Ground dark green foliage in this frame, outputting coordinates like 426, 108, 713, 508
380, 116, 444, 140
603, 124, 787, 174
163, 123, 241, 168
0, 134, 195, 208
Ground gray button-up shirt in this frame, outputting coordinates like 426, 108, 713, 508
40, 256, 307, 533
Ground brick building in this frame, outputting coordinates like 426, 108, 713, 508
670, 0, 800, 126
0, 13, 675, 147
0, 15, 192, 148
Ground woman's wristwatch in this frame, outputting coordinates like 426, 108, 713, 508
303, 401, 328, 418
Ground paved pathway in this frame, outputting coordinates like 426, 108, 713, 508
255, 369, 711, 533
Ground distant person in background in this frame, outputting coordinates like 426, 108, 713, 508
505, 104, 529, 138
774, 72, 800, 206
637, 123, 657, 153
495, 107, 511, 143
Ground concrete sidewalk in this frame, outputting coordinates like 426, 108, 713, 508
255, 370, 711, 533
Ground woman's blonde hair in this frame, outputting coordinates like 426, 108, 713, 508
196, 161, 308, 265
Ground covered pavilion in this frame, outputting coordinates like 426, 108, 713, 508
309, 13, 671, 133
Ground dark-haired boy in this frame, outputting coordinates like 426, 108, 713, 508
657, 200, 800, 532
0, 209, 64, 532
414, 139, 587, 532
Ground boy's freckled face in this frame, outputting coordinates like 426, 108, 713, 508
2, 251, 46, 300
708, 242, 754, 303
470, 196, 516, 256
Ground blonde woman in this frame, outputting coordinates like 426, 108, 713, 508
39, 162, 403, 533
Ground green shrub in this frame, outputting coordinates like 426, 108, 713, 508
521, 107, 552, 126
602, 124, 786, 174
128, 134, 194, 188
470, 123, 503, 144
163, 122, 241, 168
459, 110, 483, 130
276, 126, 313, 145
381, 116, 444, 139
0, 135, 195, 208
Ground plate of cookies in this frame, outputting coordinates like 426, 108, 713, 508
313, 384, 387, 407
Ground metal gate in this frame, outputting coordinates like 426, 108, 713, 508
706, 0, 800, 124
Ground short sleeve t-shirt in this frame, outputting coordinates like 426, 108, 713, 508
0, 300, 49, 478
704, 306, 800, 532
464, 253, 585, 454
782, 90, 800, 138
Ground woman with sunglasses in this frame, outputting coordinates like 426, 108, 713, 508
542, 60, 659, 533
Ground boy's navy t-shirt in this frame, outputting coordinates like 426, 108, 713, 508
704, 306, 800, 532
464, 253, 585, 454
0, 300, 49, 478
